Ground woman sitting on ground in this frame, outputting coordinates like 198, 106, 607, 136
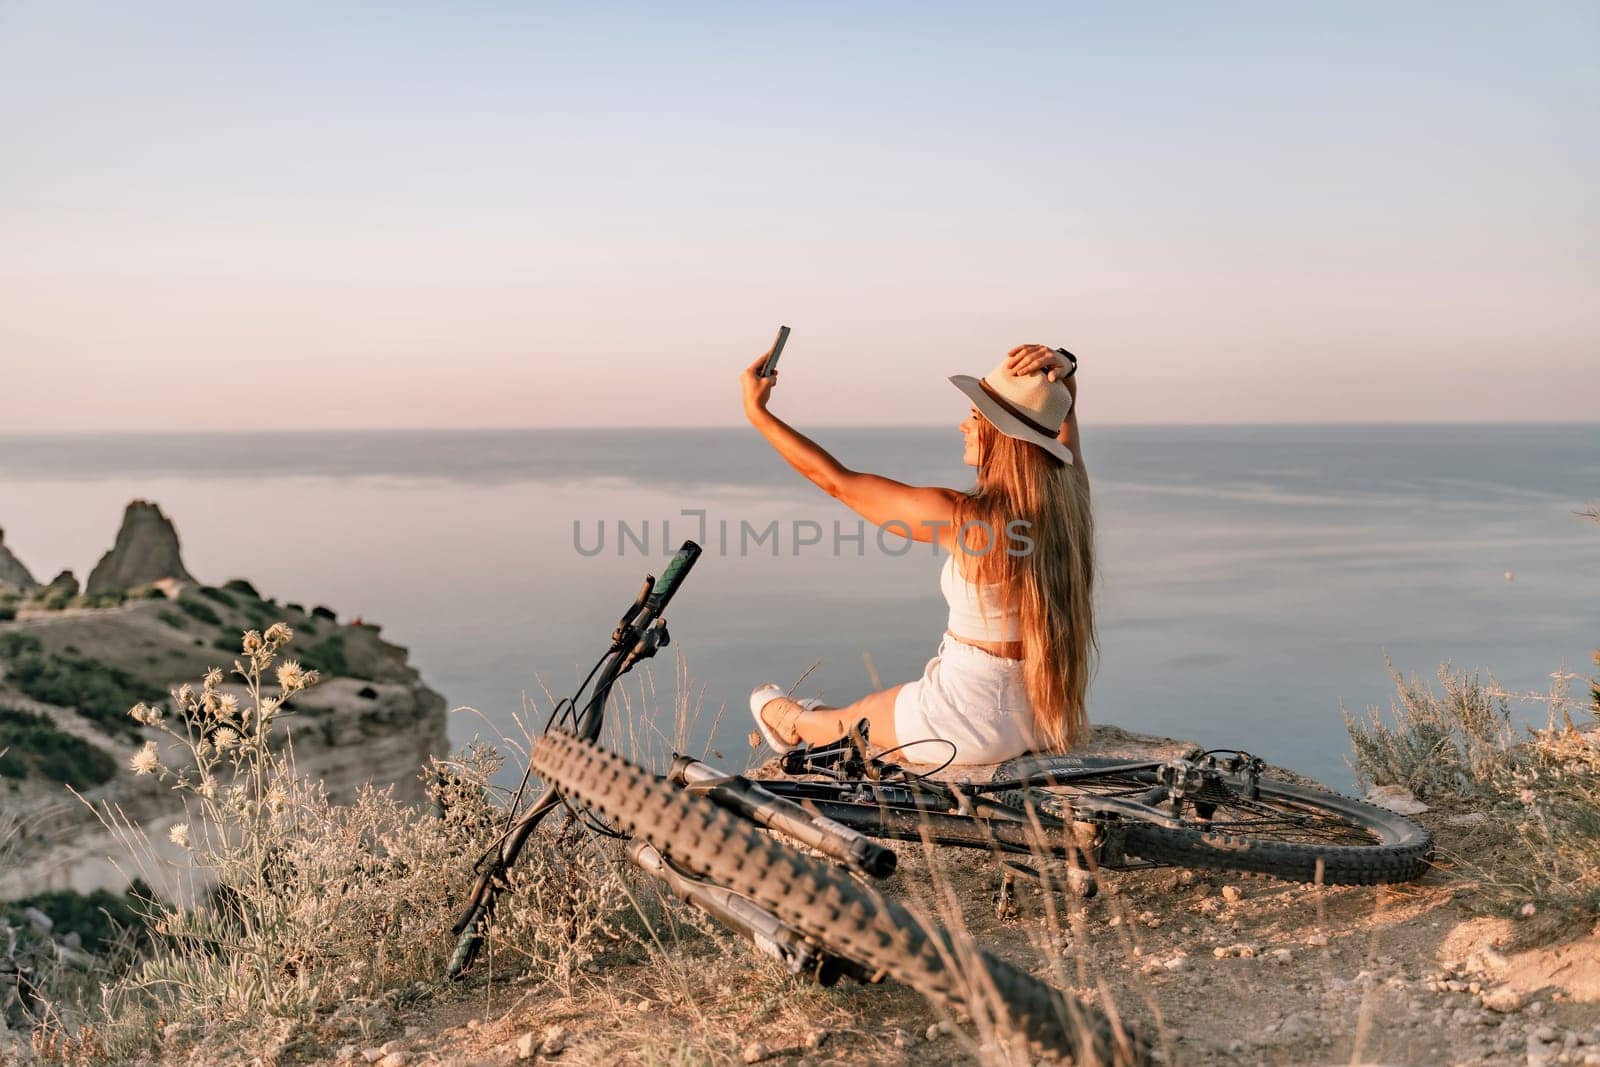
741, 343, 1094, 765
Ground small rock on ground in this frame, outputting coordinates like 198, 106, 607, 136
1481, 987, 1526, 1013
541, 1025, 568, 1056
742, 1041, 770, 1064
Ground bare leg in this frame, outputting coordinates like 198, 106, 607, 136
759, 685, 905, 751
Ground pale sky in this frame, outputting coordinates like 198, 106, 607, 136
3, 2, 1596, 431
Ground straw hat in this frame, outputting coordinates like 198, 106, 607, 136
950, 357, 1075, 465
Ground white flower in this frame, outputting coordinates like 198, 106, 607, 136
168, 823, 191, 848
203, 667, 223, 689
213, 727, 240, 750
1519, 788, 1537, 807
266, 786, 289, 810
277, 660, 307, 692
130, 741, 161, 776
128, 702, 161, 726
265, 622, 293, 645
197, 775, 217, 799
217, 693, 239, 718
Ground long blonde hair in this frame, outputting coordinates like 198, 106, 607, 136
950, 416, 1096, 750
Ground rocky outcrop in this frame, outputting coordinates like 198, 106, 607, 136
0, 529, 38, 592
85, 501, 195, 594
43, 571, 78, 598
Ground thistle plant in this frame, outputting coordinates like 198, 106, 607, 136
35, 624, 632, 1064
127, 623, 316, 905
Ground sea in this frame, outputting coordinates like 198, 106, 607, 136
1, 423, 1595, 792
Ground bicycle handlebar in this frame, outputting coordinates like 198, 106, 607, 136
647, 540, 702, 614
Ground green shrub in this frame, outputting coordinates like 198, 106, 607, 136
311, 605, 336, 621
158, 610, 186, 629
32, 586, 74, 611
3, 882, 152, 954
138, 585, 169, 600
6, 651, 161, 739
73, 590, 127, 610
0, 604, 15, 622
0, 631, 43, 659
177, 597, 222, 627
221, 578, 260, 599
0, 705, 120, 788
197, 586, 237, 609
285, 602, 305, 615
298, 633, 369, 679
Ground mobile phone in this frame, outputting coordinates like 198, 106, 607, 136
759, 326, 790, 378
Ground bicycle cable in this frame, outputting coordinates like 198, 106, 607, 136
870, 738, 958, 780
472, 647, 618, 868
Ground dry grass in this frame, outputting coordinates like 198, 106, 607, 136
19, 630, 1139, 1065
1347, 653, 1600, 923
27, 625, 635, 1065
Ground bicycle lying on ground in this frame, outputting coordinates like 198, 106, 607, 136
447, 540, 1431, 1062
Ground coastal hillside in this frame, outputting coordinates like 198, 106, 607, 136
0, 500, 448, 900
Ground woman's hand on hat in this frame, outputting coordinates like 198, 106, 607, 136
741, 353, 777, 420
1006, 344, 1077, 401
1005, 344, 1071, 381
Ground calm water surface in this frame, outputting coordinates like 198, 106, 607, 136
1, 424, 1595, 791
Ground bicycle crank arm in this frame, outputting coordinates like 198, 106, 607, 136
628, 840, 877, 987
669, 756, 898, 879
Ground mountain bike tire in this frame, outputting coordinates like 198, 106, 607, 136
529, 731, 1146, 1065
994, 755, 1432, 885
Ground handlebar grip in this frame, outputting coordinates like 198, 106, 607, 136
646, 541, 702, 613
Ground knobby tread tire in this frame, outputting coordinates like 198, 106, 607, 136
994, 755, 1433, 885
530, 731, 1146, 1065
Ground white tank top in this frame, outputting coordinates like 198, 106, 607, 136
941, 554, 1021, 642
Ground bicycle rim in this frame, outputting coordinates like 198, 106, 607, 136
995, 755, 1432, 885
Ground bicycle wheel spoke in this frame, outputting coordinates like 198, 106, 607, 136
1188, 795, 1379, 846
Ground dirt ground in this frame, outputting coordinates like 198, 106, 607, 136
270, 730, 1600, 1067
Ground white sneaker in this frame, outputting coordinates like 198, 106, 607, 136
749, 683, 794, 754
749, 684, 822, 754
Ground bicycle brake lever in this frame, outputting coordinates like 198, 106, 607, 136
612, 576, 655, 644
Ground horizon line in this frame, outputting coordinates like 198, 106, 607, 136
4, 418, 1598, 439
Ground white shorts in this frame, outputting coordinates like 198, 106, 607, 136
892, 634, 1039, 765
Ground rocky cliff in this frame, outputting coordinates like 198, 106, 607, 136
84, 500, 195, 595
0, 530, 37, 592
0, 505, 449, 900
